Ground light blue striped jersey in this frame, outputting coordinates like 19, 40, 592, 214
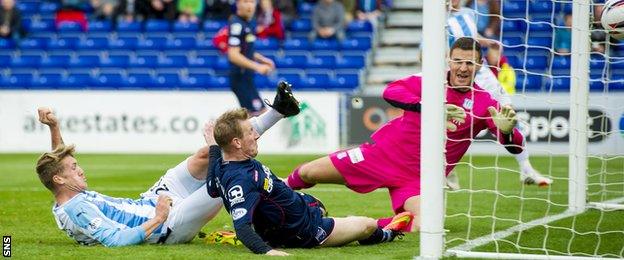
53, 191, 164, 247
447, 7, 479, 47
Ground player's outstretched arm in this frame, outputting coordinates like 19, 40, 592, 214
486, 105, 524, 154
37, 107, 64, 150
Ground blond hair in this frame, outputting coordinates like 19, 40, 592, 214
214, 108, 249, 149
36, 144, 75, 192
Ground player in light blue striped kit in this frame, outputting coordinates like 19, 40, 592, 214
34, 84, 299, 247
445, 0, 553, 188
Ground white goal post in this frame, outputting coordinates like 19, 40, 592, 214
419, 0, 624, 259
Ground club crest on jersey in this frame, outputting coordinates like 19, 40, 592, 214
228, 185, 245, 205
88, 218, 102, 231
232, 208, 247, 220
462, 98, 474, 110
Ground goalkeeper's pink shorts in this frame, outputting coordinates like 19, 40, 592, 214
329, 142, 420, 213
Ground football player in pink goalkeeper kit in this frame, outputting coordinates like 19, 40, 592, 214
285, 37, 525, 232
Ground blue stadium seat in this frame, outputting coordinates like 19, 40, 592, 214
17, 1, 39, 15
40, 54, 71, 68
589, 79, 604, 92
77, 37, 108, 49
57, 21, 83, 32
130, 54, 159, 68
18, 38, 47, 50
277, 72, 302, 88
501, 20, 518, 34
63, 72, 91, 89
528, 22, 553, 34
214, 56, 230, 70
165, 36, 196, 50
551, 55, 571, 70
283, 38, 309, 51
290, 19, 312, 32
0, 53, 11, 67
530, 0, 554, 14
0, 38, 14, 49
502, 0, 527, 18
159, 55, 188, 68
206, 75, 229, 89
138, 37, 167, 50
524, 56, 548, 72
502, 36, 523, 46
195, 38, 217, 50
298, 2, 314, 15
173, 22, 199, 32
2, 71, 32, 88
28, 20, 54, 33
307, 54, 336, 68
153, 72, 180, 89
31, 72, 64, 89
340, 37, 371, 51
333, 71, 359, 89
275, 54, 307, 69
606, 76, 624, 91
47, 37, 79, 50
109, 36, 139, 50
88, 20, 112, 32
11, 54, 41, 68
39, 2, 60, 13
506, 55, 521, 68
126, 71, 153, 88
117, 21, 141, 32
527, 36, 552, 48
181, 73, 212, 89
347, 20, 373, 33
302, 71, 331, 89
203, 20, 227, 32
551, 77, 570, 91
312, 39, 339, 51
70, 55, 100, 68
145, 20, 171, 32
254, 74, 276, 89
255, 38, 279, 50
611, 58, 624, 70
99, 54, 129, 68
336, 54, 365, 69
90, 70, 123, 88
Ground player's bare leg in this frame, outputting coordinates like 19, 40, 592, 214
286, 156, 346, 189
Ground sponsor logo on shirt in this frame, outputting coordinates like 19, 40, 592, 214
88, 218, 102, 231
228, 185, 245, 205
263, 177, 273, 193
462, 98, 473, 110
246, 34, 256, 43
230, 23, 242, 35
347, 147, 365, 164
232, 208, 247, 220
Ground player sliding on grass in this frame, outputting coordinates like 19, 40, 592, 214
285, 37, 526, 232
206, 106, 412, 256
34, 82, 299, 247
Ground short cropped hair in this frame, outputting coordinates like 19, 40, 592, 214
36, 144, 75, 192
214, 108, 250, 149
450, 37, 482, 61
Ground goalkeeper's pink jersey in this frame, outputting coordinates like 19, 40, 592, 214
373, 74, 524, 175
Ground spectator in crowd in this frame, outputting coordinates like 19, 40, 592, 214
91, 0, 122, 20
341, 0, 355, 23
147, 0, 177, 20
116, 0, 150, 22
0, 0, 24, 40
274, 0, 296, 27
178, 0, 204, 23
256, 0, 284, 40
554, 13, 572, 54
309, 0, 345, 41
204, 0, 233, 20
465, 0, 500, 39
354, 0, 383, 28
60, 0, 91, 10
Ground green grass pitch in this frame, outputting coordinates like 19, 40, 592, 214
1, 153, 622, 259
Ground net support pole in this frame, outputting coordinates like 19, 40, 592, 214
568, 0, 591, 213
418, 0, 447, 259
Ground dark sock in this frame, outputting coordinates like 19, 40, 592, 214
358, 228, 394, 245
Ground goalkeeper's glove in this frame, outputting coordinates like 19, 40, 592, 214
445, 104, 466, 132
487, 105, 517, 134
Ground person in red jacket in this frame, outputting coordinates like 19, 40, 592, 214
256, 0, 284, 40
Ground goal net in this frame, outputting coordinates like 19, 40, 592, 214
420, 0, 624, 259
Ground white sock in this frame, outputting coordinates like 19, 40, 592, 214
250, 108, 283, 136
515, 150, 533, 173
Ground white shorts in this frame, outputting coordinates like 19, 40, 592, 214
142, 158, 223, 244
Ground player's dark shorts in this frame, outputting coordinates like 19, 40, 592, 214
229, 69, 265, 114
262, 195, 335, 248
